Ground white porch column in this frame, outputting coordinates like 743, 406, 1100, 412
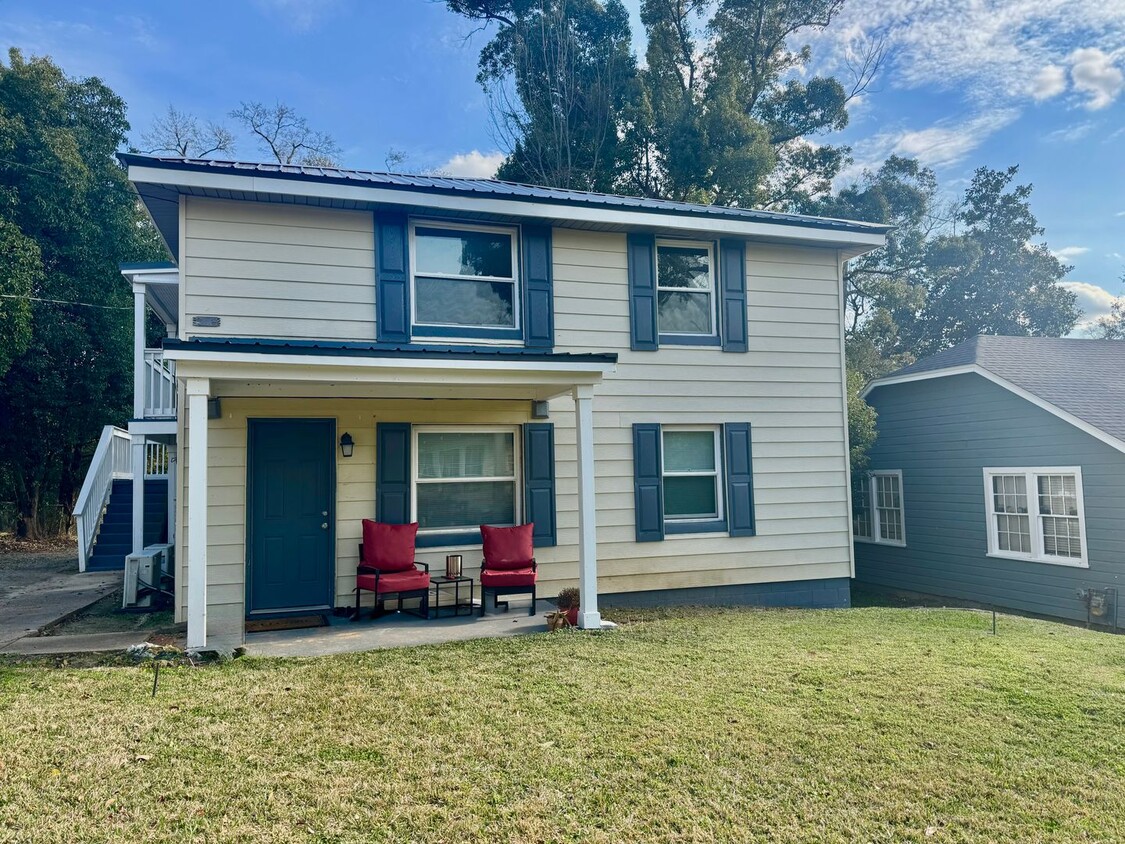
573, 384, 601, 630
185, 378, 210, 650
167, 446, 177, 545
131, 434, 145, 555
132, 283, 145, 419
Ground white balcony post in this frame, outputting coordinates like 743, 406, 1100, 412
133, 283, 145, 419
186, 378, 210, 650
573, 384, 601, 630
131, 434, 145, 555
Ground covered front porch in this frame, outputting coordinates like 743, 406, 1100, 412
165, 339, 616, 651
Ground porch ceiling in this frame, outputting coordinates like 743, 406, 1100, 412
164, 339, 617, 402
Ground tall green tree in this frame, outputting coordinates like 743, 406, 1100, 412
627, 0, 871, 207
0, 49, 163, 538
448, 0, 637, 191
897, 166, 1079, 358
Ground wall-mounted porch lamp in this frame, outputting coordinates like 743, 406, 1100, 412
339, 432, 354, 458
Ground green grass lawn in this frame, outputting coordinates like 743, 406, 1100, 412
2, 607, 1124, 843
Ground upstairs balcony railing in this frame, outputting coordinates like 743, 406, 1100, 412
142, 349, 176, 418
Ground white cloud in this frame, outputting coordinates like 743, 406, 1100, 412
1044, 120, 1097, 143
845, 109, 1019, 176
1062, 281, 1122, 330
252, 0, 342, 33
1032, 64, 1068, 100
1052, 245, 1090, 261
1069, 48, 1124, 110
807, 2, 1125, 128
437, 150, 506, 179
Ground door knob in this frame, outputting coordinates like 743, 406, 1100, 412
322, 511, 328, 516
321, 522, 328, 529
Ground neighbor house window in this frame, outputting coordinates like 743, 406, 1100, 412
656, 240, 716, 339
983, 468, 1087, 566
662, 427, 723, 524
413, 427, 519, 534
853, 470, 905, 546
411, 221, 519, 337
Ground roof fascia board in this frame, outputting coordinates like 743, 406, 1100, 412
127, 164, 887, 250
164, 347, 616, 377
863, 364, 1125, 456
121, 269, 178, 285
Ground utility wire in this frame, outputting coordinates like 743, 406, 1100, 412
0, 293, 131, 310
0, 156, 180, 206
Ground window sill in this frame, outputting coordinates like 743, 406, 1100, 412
986, 550, 1089, 568
854, 537, 906, 547
416, 530, 482, 549
665, 519, 727, 535
658, 334, 722, 347
413, 326, 523, 342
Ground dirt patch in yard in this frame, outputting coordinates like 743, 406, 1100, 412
42, 590, 177, 637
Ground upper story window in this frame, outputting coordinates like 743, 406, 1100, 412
410, 221, 520, 340
983, 467, 1087, 567
656, 240, 717, 341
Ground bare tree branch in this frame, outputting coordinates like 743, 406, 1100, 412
229, 102, 341, 166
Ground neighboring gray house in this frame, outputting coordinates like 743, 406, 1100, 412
854, 336, 1125, 626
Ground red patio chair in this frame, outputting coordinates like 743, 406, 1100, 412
355, 520, 430, 620
479, 523, 537, 617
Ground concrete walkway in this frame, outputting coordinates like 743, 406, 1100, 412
2, 630, 183, 655
245, 607, 548, 657
0, 555, 119, 650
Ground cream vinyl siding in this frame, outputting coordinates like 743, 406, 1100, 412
548, 229, 852, 596
182, 197, 376, 342
173, 218, 852, 637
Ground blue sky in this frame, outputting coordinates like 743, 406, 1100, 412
2, 0, 1123, 326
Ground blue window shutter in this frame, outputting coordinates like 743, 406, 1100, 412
724, 422, 755, 536
375, 213, 410, 343
522, 226, 554, 348
633, 423, 664, 542
376, 423, 411, 523
523, 423, 557, 547
628, 233, 658, 351
719, 239, 748, 352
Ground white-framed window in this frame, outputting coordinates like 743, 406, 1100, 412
409, 220, 520, 334
983, 467, 1088, 567
656, 239, 717, 338
853, 470, 905, 546
412, 426, 520, 534
662, 426, 723, 524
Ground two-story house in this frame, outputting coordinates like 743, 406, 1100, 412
78, 154, 888, 650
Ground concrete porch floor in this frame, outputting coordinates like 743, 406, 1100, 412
244, 598, 548, 658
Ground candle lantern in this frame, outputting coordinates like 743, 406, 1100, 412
445, 554, 463, 579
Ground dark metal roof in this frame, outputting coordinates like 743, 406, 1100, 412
163, 337, 618, 365
872, 335, 1125, 443
119, 153, 893, 237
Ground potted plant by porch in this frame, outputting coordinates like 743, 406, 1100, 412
547, 587, 580, 631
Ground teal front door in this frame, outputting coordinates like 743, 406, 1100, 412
247, 419, 335, 614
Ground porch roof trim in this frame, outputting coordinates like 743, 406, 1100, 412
163, 337, 617, 368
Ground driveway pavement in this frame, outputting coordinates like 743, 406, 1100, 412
0, 552, 119, 649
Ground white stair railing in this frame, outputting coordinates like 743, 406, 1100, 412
73, 426, 131, 572
143, 349, 176, 417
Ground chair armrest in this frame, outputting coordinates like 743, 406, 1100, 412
531, 557, 537, 572
357, 564, 378, 575
415, 561, 430, 573
480, 558, 488, 572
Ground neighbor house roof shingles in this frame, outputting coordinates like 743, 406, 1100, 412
870, 335, 1125, 444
